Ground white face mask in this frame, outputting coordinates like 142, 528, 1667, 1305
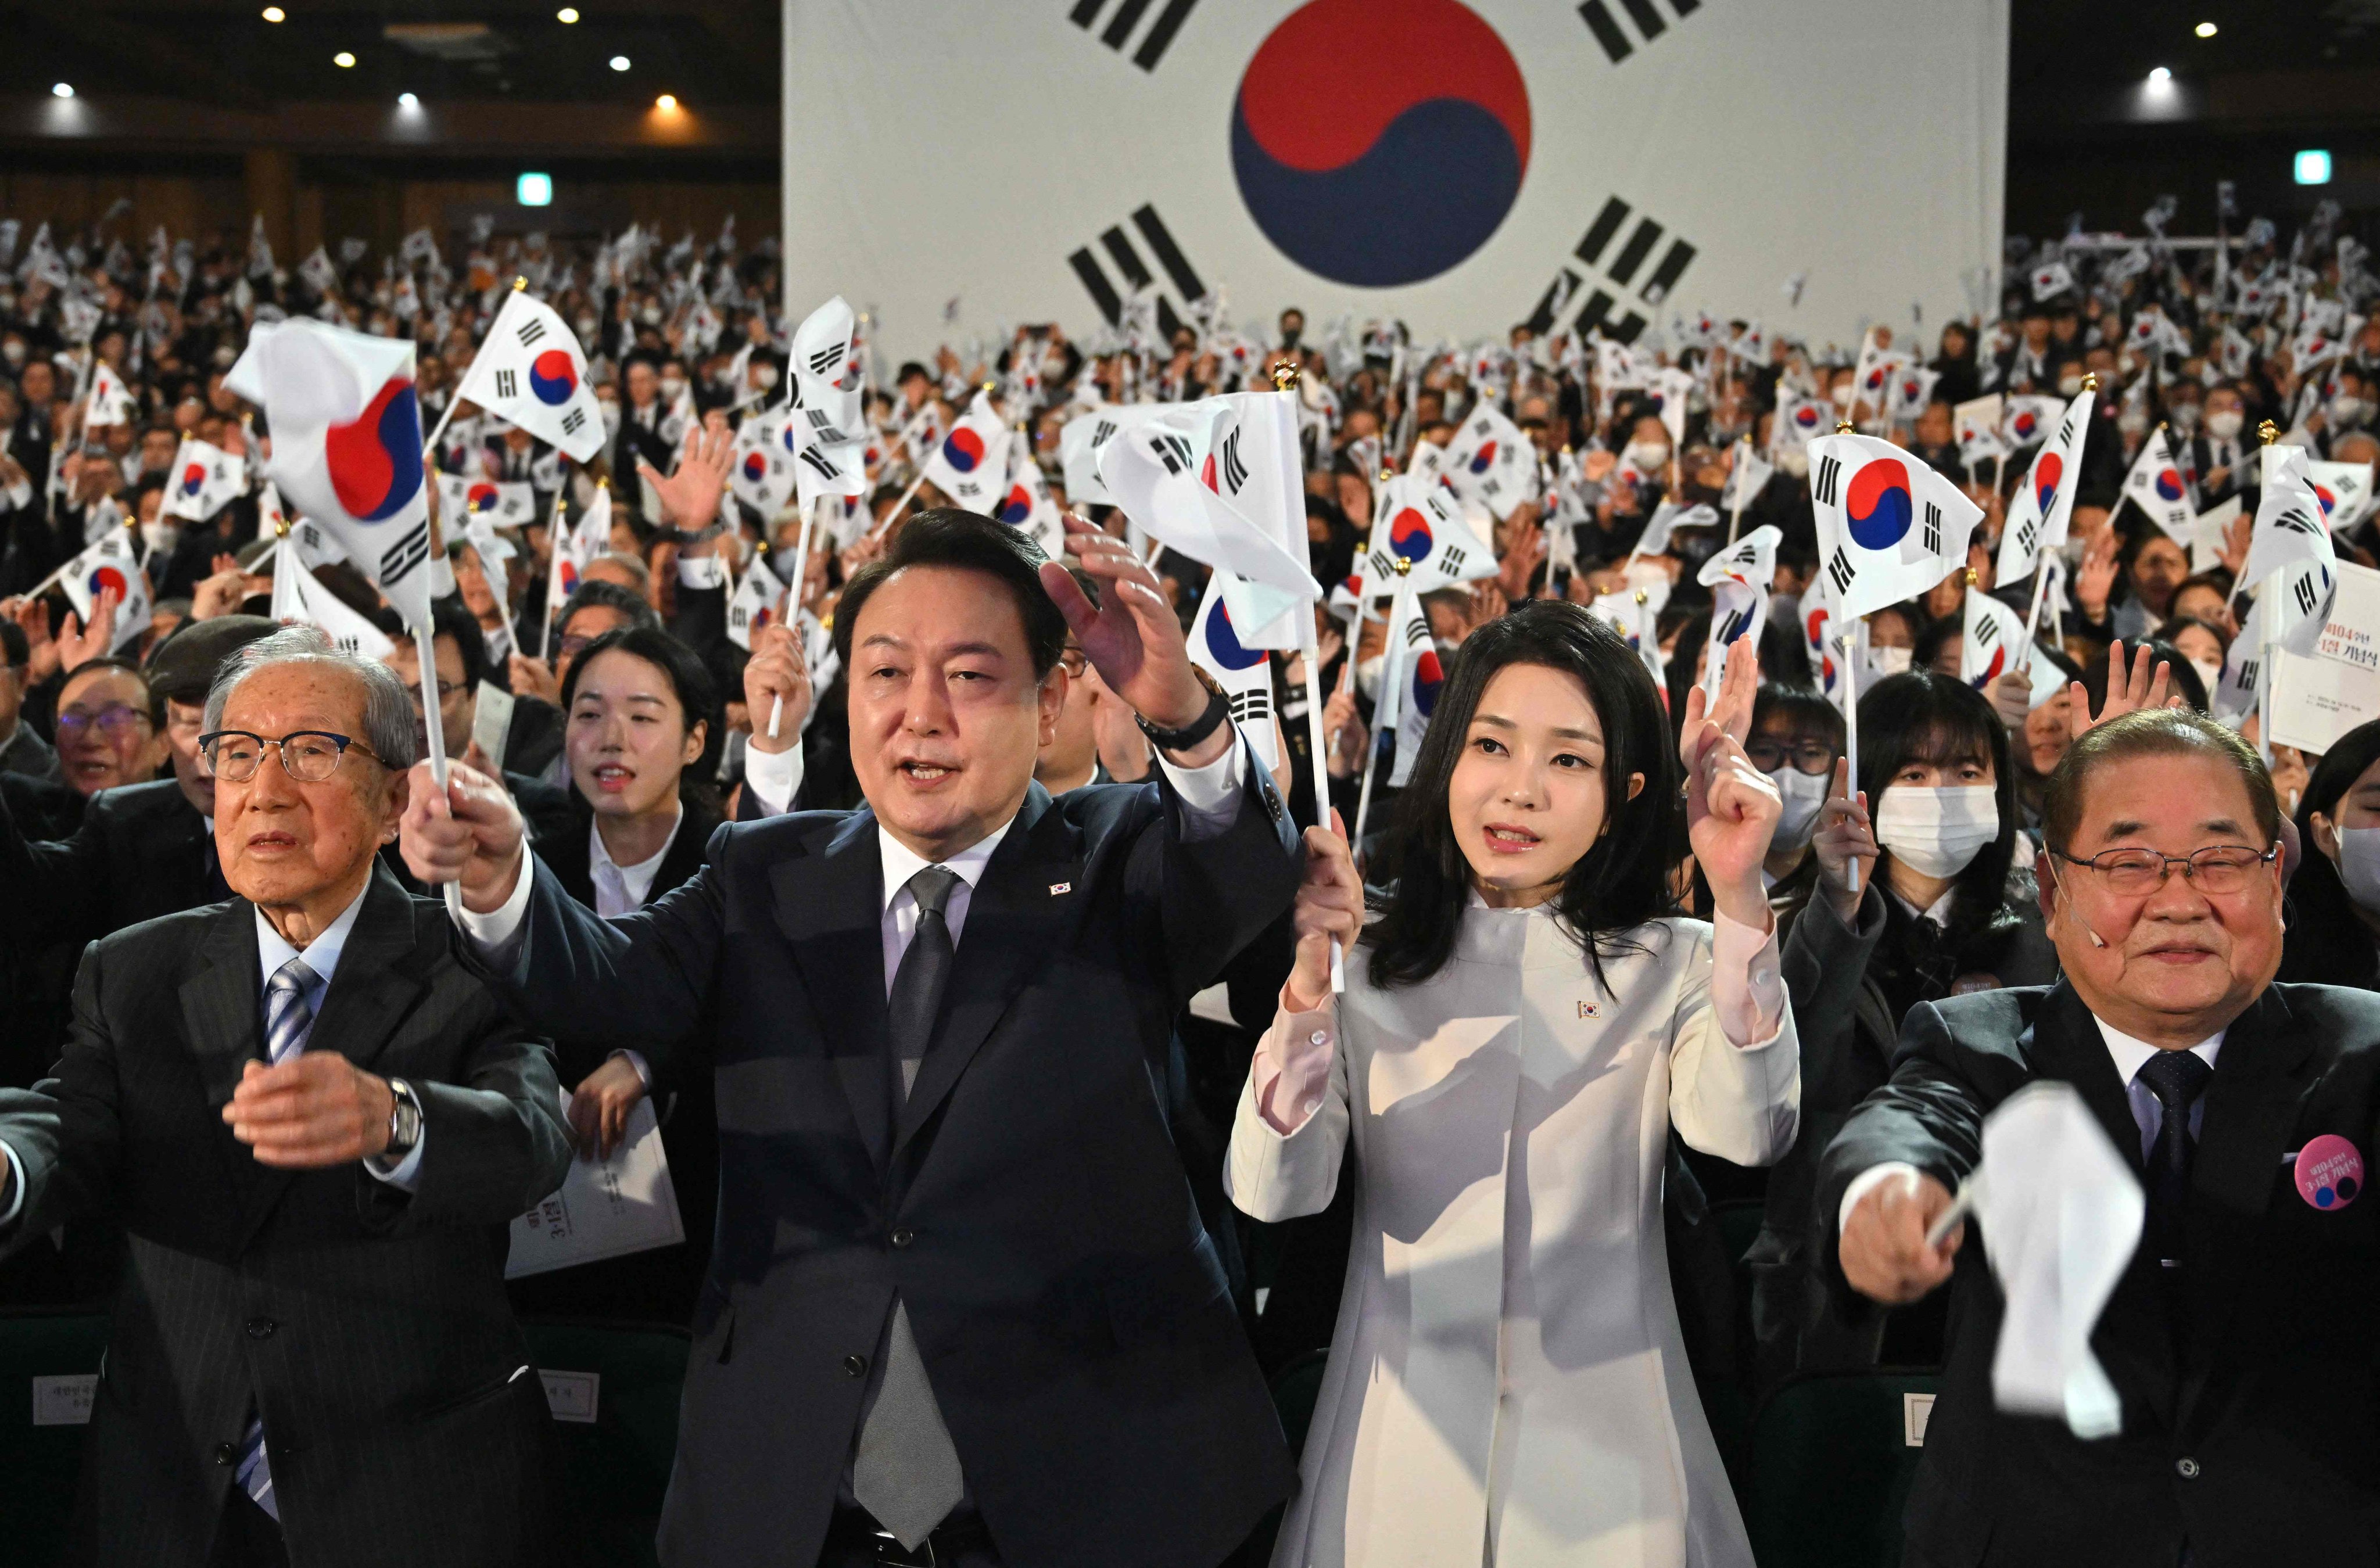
2207, 408, 2245, 441
139, 519, 180, 555
2189, 656, 2222, 695
1769, 765, 1830, 851
2335, 826, 2380, 913
1868, 645, 1913, 677
2117, 412, 2149, 439
639, 305, 663, 326
576, 316, 600, 339
753, 363, 780, 387
1623, 440, 1670, 473
599, 400, 622, 437
1776, 447, 1810, 478
2058, 374, 2084, 397
1356, 652, 1385, 701
0, 341, 23, 366
659, 375, 687, 401
1830, 383, 1855, 410
1874, 784, 1999, 880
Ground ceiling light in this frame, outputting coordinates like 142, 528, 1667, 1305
335, 51, 357, 68
609, 55, 630, 71
397, 92, 420, 108
2195, 20, 2217, 37
654, 93, 678, 110
262, 5, 285, 20
2297, 149, 2334, 186
51, 82, 73, 99
517, 171, 553, 207
2148, 66, 2172, 84
557, 6, 579, 20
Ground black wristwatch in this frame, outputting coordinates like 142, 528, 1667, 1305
1134, 666, 1232, 754
384, 1078, 422, 1161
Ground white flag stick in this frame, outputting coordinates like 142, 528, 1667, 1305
2257, 613, 2276, 766
1353, 577, 1415, 853
1298, 616, 1345, 993
413, 622, 464, 920
1841, 629, 1863, 896
1923, 1174, 1981, 1250
420, 391, 462, 462
769, 500, 823, 740
872, 469, 929, 539
2016, 561, 2056, 672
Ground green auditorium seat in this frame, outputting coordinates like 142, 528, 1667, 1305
0, 1309, 111, 1566
1745, 1367, 1942, 1568
522, 1318, 691, 1568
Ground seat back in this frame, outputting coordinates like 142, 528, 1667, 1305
522, 1318, 691, 1568
1744, 1367, 1942, 1568
0, 1309, 111, 1566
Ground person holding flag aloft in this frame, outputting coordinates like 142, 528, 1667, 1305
1226, 601, 1794, 1568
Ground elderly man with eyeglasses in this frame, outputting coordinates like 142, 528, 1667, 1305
0, 625, 572, 1568
1815, 706, 2380, 1568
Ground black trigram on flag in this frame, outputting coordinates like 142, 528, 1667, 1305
1225, 686, 1272, 727
1525, 194, 1698, 341
515, 317, 546, 348
2237, 655, 2261, 691
1577, 0, 1703, 65
2012, 518, 2039, 560
1713, 605, 1750, 645
493, 368, 518, 399
1217, 428, 1249, 493
1153, 432, 1194, 475
2276, 506, 2323, 539
807, 343, 842, 378
2295, 572, 2322, 617
380, 522, 431, 586
800, 447, 842, 482
1067, 204, 1203, 339
1826, 547, 1856, 597
1812, 454, 1843, 508
1973, 614, 2001, 648
1440, 545, 1471, 576
560, 407, 587, 437
806, 408, 852, 444
1922, 501, 1943, 555
1067, 0, 1201, 72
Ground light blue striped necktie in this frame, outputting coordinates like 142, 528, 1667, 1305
235, 955, 320, 1522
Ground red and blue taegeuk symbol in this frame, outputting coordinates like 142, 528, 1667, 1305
179, 462, 207, 498
1467, 440, 1497, 475
557, 559, 581, 598
467, 482, 499, 513
941, 427, 985, 473
2032, 453, 2063, 515
1388, 505, 1435, 562
1409, 646, 1445, 716
1793, 403, 1825, 433
2316, 484, 2340, 516
2011, 410, 2040, 442
2154, 467, 2185, 503
741, 452, 768, 484
528, 349, 577, 407
324, 377, 425, 522
1845, 458, 1915, 550
1969, 641, 2005, 689
997, 485, 1033, 525
1205, 600, 1267, 671
86, 564, 130, 602
1232, 0, 1530, 288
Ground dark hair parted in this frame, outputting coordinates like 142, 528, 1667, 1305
1365, 600, 1680, 993
559, 625, 721, 812
831, 508, 1069, 680
1856, 671, 2020, 945
2043, 706, 2279, 857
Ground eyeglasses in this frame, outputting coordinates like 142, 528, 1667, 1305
2049, 843, 2279, 897
198, 730, 385, 784
57, 704, 150, 741
1057, 647, 1089, 678
555, 634, 596, 664
403, 679, 466, 706
1745, 738, 1841, 777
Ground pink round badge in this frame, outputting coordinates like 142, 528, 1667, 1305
2294, 1134, 2364, 1211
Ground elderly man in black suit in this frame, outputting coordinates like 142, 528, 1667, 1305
402, 510, 1303, 1568
1819, 708, 2380, 1567
0, 624, 574, 1567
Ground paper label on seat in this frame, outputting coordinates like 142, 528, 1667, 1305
540, 1369, 600, 1423
1903, 1391, 1934, 1447
32, 1373, 96, 1426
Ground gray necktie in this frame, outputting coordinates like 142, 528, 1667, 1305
852, 866, 966, 1547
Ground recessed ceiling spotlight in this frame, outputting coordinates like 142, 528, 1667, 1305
2195, 21, 2217, 38
610, 55, 630, 71
335, 51, 357, 68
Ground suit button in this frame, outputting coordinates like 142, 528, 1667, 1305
890, 1228, 914, 1249
245, 1317, 277, 1340
2175, 1456, 2200, 1480
843, 1354, 868, 1377
213, 1443, 237, 1466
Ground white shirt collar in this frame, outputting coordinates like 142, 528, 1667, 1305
589, 801, 684, 916
877, 813, 1015, 914
253, 877, 372, 993
2094, 1016, 2225, 1088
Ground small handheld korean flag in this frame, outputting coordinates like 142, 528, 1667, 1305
1697, 525, 1780, 699
725, 550, 786, 652
1589, 586, 1666, 690
923, 391, 1012, 511
1807, 433, 1984, 621
1443, 403, 1537, 519
1802, 581, 1845, 709
1187, 574, 1280, 771
449, 288, 607, 462
1955, 394, 2008, 467
2001, 396, 2063, 450
439, 472, 537, 530
225, 319, 435, 629
2308, 458, 2377, 533
729, 412, 801, 519
1357, 474, 1497, 597
1385, 590, 1445, 788
1098, 413, 1317, 601
1961, 587, 2029, 688
1772, 396, 1833, 455
1721, 440, 1774, 514
57, 530, 150, 651
160, 437, 247, 522
271, 543, 395, 659
83, 360, 137, 428
2241, 445, 2338, 661
1056, 404, 1162, 506
2120, 427, 2195, 544
991, 450, 1067, 559
1997, 386, 2095, 585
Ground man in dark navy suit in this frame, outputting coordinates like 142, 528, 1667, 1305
402, 509, 1302, 1568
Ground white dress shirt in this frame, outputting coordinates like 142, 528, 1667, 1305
1840, 1011, 2228, 1230
589, 803, 684, 918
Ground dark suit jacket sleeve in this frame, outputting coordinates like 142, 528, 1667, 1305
1809, 998, 1990, 1285
0, 774, 106, 947
377, 1017, 573, 1232
476, 828, 729, 1075
0, 939, 121, 1251
1131, 738, 1302, 1009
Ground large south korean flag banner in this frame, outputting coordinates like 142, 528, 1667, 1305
783, 0, 2006, 357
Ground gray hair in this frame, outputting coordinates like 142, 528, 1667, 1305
201, 624, 420, 773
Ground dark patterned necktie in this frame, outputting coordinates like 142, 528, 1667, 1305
2137, 1049, 2213, 1275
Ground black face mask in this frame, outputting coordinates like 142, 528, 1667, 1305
1280, 327, 1302, 350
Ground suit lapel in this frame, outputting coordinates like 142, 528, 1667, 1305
304, 866, 429, 1078
773, 810, 893, 1170
180, 902, 263, 1113
2021, 982, 2147, 1178
893, 786, 1078, 1161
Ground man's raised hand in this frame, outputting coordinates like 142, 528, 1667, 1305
398, 758, 528, 914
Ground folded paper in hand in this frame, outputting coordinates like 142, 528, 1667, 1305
1974, 1081, 2144, 1440
506, 1089, 684, 1278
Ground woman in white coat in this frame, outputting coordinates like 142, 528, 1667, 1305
1228, 602, 1799, 1568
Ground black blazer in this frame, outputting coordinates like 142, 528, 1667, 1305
476, 766, 1303, 1568
0, 777, 220, 951
1816, 982, 2380, 1567
0, 866, 575, 1568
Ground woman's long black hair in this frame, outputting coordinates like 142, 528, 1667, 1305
1366, 600, 1682, 993
2281, 717, 2380, 985
560, 624, 722, 816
